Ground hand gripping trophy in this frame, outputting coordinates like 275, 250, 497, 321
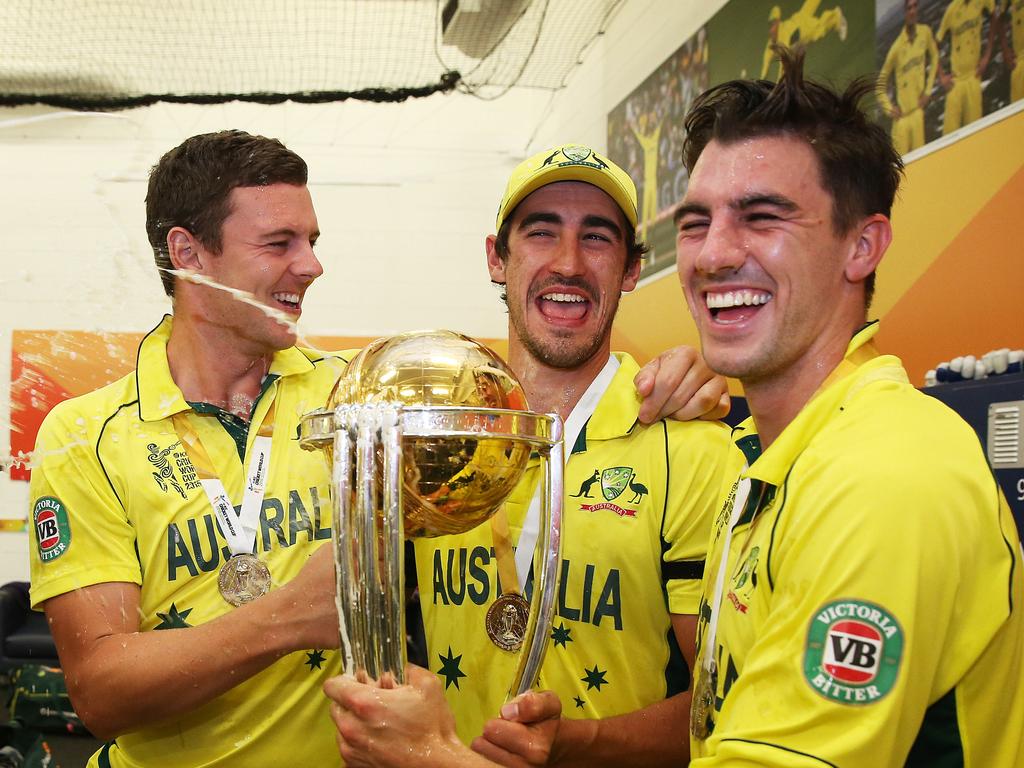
300, 330, 563, 697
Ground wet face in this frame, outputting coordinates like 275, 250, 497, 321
488, 182, 639, 369
194, 183, 322, 353
675, 136, 860, 387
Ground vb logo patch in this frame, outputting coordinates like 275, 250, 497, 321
804, 599, 902, 704
33, 497, 71, 562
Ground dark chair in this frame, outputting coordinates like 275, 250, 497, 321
0, 582, 59, 671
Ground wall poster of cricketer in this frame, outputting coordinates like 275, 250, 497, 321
606, 27, 708, 281
877, 0, 1016, 157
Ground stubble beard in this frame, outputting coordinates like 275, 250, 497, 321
509, 294, 618, 370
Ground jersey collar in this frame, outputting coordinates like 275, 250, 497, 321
736, 321, 908, 487
136, 314, 317, 423
570, 352, 642, 454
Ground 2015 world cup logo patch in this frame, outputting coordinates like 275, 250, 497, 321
803, 599, 903, 704
33, 496, 72, 562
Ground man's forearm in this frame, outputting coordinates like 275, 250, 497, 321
549, 693, 691, 768
50, 577, 333, 739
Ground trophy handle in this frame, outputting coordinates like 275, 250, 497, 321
507, 423, 564, 698
333, 405, 408, 683
379, 407, 406, 681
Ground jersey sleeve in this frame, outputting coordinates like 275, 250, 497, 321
662, 421, 734, 617
29, 399, 142, 608
690, 444, 1014, 766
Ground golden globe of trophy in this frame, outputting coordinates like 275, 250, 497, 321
300, 330, 563, 695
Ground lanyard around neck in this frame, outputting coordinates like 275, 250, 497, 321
172, 400, 277, 557
506, 354, 620, 593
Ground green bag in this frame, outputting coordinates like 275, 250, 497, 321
7, 665, 87, 736
0, 720, 52, 768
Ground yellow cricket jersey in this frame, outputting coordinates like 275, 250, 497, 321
414, 354, 732, 744
878, 24, 939, 116
1008, 0, 1024, 55
29, 316, 355, 768
940, 0, 996, 79
690, 323, 1024, 767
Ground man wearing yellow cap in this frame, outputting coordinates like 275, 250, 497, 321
328, 145, 733, 766
761, 1, 848, 80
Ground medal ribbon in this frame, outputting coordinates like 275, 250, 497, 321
489, 355, 620, 595
171, 400, 277, 558
694, 341, 881, 736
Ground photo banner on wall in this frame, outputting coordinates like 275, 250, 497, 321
876, 0, 1017, 156
606, 27, 709, 281
608, 0, 1022, 282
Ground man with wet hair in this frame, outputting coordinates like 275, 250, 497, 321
28, 129, 351, 767
676, 47, 1024, 765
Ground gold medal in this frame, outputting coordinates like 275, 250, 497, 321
218, 553, 272, 607
690, 661, 718, 740
485, 592, 530, 651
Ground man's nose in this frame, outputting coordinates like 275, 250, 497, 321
694, 219, 746, 275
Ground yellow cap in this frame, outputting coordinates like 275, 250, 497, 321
769, 5, 782, 21
495, 144, 638, 230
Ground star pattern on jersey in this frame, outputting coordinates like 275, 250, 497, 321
154, 603, 193, 630
550, 622, 572, 648
573, 696, 585, 709
437, 647, 467, 690
305, 649, 327, 671
581, 665, 608, 692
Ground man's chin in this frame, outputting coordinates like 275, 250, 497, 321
524, 336, 604, 370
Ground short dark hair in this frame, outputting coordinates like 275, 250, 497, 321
490, 199, 650, 305
145, 130, 308, 297
681, 47, 903, 309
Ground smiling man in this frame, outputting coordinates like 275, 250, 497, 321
406, 145, 732, 767
675, 49, 1024, 766
28, 131, 348, 767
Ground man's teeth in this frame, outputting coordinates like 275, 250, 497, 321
542, 293, 586, 303
273, 292, 300, 306
705, 290, 772, 309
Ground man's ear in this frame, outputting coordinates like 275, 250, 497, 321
485, 234, 507, 284
167, 227, 203, 273
844, 214, 892, 284
621, 253, 642, 293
